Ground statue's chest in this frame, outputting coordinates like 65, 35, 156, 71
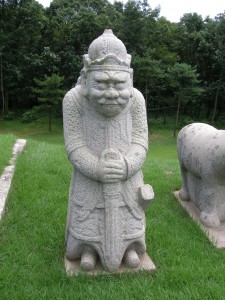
83, 109, 132, 154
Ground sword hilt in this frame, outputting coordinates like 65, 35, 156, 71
101, 148, 121, 162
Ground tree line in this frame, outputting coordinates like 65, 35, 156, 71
1, 0, 225, 131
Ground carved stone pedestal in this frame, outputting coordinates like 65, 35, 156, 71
65, 253, 156, 276
174, 191, 225, 249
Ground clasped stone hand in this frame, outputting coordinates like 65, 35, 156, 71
96, 149, 127, 183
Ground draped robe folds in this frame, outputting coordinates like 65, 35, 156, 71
63, 85, 149, 270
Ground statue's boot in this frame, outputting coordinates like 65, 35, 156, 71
80, 247, 97, 271
124, 249, 140, 268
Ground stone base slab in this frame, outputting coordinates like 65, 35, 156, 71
65, 252, 156, 276
174, 190, 225, 248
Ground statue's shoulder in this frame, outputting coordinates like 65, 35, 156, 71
63, 86, 84, 113
64, 86, 82, 103
132, 88, 145, 107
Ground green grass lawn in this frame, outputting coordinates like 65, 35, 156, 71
0, 117, 64, 144
1, 119, 225, 299
0, 133, 16, 175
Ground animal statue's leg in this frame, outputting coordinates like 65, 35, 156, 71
179, 164, 190, 201
80, 246, 97, 271
199, 185, 220, 228
124, 248, 140, 268
200, 211, 220, 228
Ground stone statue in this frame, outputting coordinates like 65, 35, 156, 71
63, 29, 154, 272
177, 123, 225, 228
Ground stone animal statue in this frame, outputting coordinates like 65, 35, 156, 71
177, 123, 225, 228
63, 29, 154, 272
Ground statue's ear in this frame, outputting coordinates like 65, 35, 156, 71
129, 69, 134, 97
80, 69, 88, 96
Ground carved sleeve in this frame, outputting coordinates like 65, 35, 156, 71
124, 89, 148, 178
63, 89, 99, 180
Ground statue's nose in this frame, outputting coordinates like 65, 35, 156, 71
104, 89, 119, 100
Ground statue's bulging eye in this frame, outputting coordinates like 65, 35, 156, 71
95, 82, 107, 90
90, 80, 105, 90
114, 80, 130, 90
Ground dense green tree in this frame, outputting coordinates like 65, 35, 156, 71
190, 13, 225, 122
173, 13, 205, 66
210, 13, 225, 123
167, 63, 204, 137
0, 0, 48, 114
0, 0, 225, 128
132, 49, 165, 112
45, 0, 119, 88
172, 12, 225, 122
33, 74, 64, 131
117, 0, 160, 54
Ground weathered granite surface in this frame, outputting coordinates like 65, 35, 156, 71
63, 29, 154, 272
177, 123, 225, 228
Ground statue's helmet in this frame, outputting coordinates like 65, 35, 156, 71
83, 29, 132, 72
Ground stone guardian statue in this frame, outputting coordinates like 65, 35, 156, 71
177, 123, 225, 228
63, 29, 154, 272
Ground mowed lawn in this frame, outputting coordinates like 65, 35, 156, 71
0, 133, 16, 175
1, 120, 225, 299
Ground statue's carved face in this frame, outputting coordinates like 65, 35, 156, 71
86, 70, 132, 117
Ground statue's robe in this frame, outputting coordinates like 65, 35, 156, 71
63, 85, 148, 270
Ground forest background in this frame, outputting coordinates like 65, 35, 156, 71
1, 0, 225, 134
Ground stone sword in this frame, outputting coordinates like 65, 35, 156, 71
101, 148, 123, 271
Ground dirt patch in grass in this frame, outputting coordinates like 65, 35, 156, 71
164, 169, 174, 175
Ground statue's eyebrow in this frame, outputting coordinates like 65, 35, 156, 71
113, 73, 127, 82
94, 73, 110, 82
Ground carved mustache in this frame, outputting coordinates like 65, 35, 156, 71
97, 97, 128, 105
96, 89, 129, 105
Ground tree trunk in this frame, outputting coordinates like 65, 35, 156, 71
0, 56, 4, 117
173, 94, 181, 138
